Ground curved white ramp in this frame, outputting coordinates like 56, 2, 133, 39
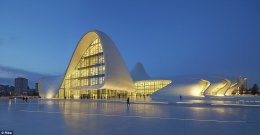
203, 79, 230, 96
216, 79, 231, 96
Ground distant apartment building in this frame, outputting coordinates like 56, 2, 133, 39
15, 77, 28, 95
0, 85, 15, 96
27, 83, 39, 96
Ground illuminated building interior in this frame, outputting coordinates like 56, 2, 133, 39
134, 80, 172, 96
56, 38, 106, 99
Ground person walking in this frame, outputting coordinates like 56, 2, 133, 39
127, 97, 130, 106
25, 97, 28, 103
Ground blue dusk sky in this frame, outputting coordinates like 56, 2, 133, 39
0, 0, 260, 86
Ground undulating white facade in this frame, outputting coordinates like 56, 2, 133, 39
151, 76, 246, 101
38, 30, 246, 99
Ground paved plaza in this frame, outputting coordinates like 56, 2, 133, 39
0, 99, 260, 135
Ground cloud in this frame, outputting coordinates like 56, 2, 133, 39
0, 65, 47, 87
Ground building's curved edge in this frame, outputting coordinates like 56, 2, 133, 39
60, 30, 104, 90
96, 31, 135, 91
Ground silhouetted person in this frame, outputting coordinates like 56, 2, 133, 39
179, 95, 182, 101
22, 97, 25, 102
25, 97, 28, 102
127, 97, 130, 106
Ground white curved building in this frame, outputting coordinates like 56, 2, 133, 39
38, 30, 246, 99
39, 30, 135, 99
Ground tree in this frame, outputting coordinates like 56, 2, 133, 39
251, 84, 259, 95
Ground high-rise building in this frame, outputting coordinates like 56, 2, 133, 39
15, 77, 28, 96
35, 83, 38, 92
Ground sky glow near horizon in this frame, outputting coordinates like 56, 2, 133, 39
0, 0, 260, 86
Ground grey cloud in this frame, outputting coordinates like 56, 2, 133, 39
0, 65, 48, 87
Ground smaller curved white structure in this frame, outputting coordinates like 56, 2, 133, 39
216, 79, 231, 96
151, 75, 247, 101
38, 76, 63, 98
224, 83, 238, 96
203, 79, 230, 97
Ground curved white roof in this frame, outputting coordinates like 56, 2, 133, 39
130, 62, 150, 81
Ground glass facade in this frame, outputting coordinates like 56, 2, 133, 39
56, 38, 105, 98
134, 80, 172, 96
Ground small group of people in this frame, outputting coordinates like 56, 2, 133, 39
22, 97, 28, 102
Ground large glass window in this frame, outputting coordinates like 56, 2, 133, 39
68, 38, 105, 87
134, 80, 172, 96
56, 38, 105, 98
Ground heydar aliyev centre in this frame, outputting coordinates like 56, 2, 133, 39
38, 30, 247, 100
